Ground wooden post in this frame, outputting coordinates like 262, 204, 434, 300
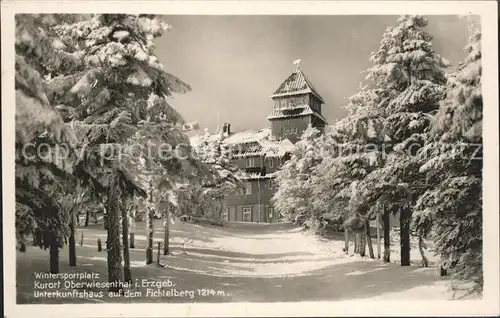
79, 232, 84, 246
376, 213, 381, 259
97, 238, 102, 252
130, 233, 135, 248
163, 211, 170, 255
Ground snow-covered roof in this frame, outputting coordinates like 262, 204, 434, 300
260, 139, 296, 158
224, 128, 271, 145
270, 68, 325, 103
240, 171, 279, 180
190, 127, 296, 159
224, 128, 296, 158
189, 132, 221, 147
267, 104, 327, 124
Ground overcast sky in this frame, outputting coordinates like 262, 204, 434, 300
155, 15, 472, 133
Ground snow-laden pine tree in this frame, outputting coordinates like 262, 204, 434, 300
353, 15, 450, 265
189, 130, 243, 222
310, 85, 384, 256
49, 14, 195, 289
413, 23, 483, 291
15, 14, 83, 273
272, 125, 323, 229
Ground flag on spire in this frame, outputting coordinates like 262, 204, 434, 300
293, 58, 301, 68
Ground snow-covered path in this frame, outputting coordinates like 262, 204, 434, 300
164, 224, 366, 278
159, 222, 455, 301
17, 221, 462, 303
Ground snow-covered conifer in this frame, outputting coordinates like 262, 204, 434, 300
189, 131, 243, 221
272, 125, 323, 228
353, 15, 450, 265
48, 13, 195, 287
413, 23, 483, 290
15, 14, 84, 272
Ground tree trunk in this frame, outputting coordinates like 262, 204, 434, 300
383, 211, 391, 263
130, 201, 136, 248
106, 184, 123, 293
84, 210, 90, 227
157, 242, 161, 265
49, 236, 59, 274
359, 233, 366, 257
146, 187, 154, 265
218, 199, 224, 222
400, 208, 411, 266
440, 266, 448, 276
163, 209, 169, 255
68, 209, 77, 266
418, 234, 429, 267
376, 213, 381, 259
366, 220, 375, 259
122, 199, 131, 283
343, 229, 349, 254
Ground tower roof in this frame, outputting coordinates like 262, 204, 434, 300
270, 67, 325, 103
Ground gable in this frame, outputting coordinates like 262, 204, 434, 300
270, 68, 325, 103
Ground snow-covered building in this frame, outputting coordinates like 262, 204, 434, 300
191, 66, 327, 223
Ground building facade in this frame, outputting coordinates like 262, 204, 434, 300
192, 66, 327, 223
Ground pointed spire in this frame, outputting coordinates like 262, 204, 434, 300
270, 62, 325, 103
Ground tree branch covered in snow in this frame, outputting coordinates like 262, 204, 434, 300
413, 24, 483, 290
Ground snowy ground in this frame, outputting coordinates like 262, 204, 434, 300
16, 220, 469, 304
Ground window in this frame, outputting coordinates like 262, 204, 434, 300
245, 182, 252, 194
246, 157, 255, 167
243, 207, 252, 222
268, 207, 274, 218
222, 208, 229, 221
269, 158, 274, 168
269, 179, 274, 189
292, 128, 298, 134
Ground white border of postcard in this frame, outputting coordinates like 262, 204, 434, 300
2, 1, 499, 317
